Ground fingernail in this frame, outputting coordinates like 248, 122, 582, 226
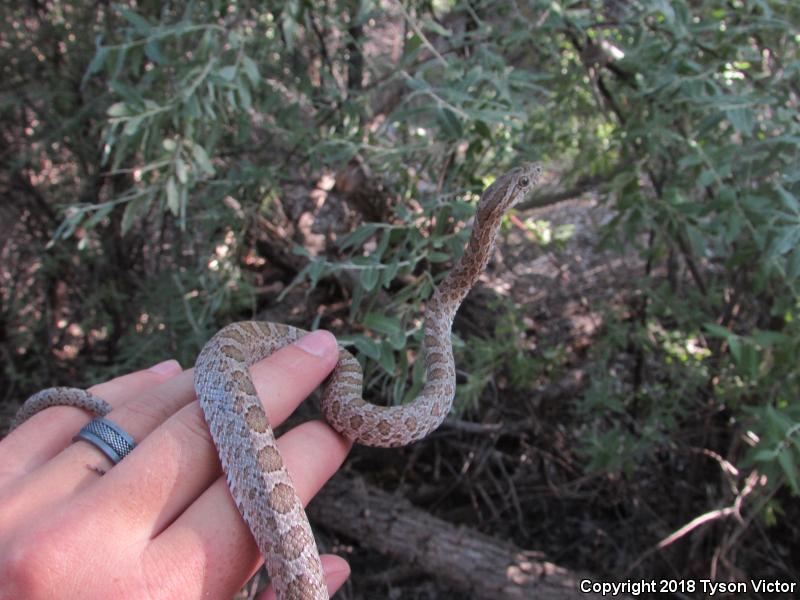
324, 556, 351, 576
148, 359, 182, 375
295, 330, 337, 357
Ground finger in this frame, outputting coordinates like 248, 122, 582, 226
0, 364, 188, 540
143, 420, 350, 600
91, 330, 341, 538
0, 368, 194, 520
1, 330, 338, 539
0, 360, 183, 483
257, 555, 350, 600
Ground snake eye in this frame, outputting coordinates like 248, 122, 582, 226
519, 176, 530, 187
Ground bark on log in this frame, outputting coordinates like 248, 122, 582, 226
309, 474, 627, 600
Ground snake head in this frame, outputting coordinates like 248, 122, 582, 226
476, 162, 543, 225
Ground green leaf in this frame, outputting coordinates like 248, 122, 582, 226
723, 213, 744, 245
728, 336, 742, 364
303, 259, 327, 288
282, 16, 299, 52
677, 154, 703, 169
109, 80, 142, 103
777, 449, 800, 494
751, 330, 790, 347
726, 108, 754, 136
84, 203, 114, 229
436, 107, 463, 139
118, 7, 153, 34
352, 335, 381, 360
120, 200, 138, 235
697, 169, 716, 187
775, 185, 800, 215
405, 34, 422, 56
786, 249, 800, 281
238, 82, 252, 110
752, 448, 777, 463
360, 267, 380, 292
338, 224, 380, 251
380, 260, 400, 288
377, 342, 397, 374
768, 227, 800, 258
166, 176, 179, 216
191, 144, 215, 176
123, 115, 144, 136
428, 251, 450, 263
740, 195, 771, 213
703, 323, 735, 340
740, 344, 760, 380
145, 40, 167, 65
422, 18, 452, 38
175, 156, 188, 184
685, 224, 706, 257
242, 56, 260, 85
120, 196, 149, 235
85, 46, 108, 78
219, 66, 237, 81
107, 102, 130, 117
363, 313, 403, 339
767, 406, 797, 432
404, 76, 428, 92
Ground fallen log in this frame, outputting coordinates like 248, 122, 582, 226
309, 473, 626, 600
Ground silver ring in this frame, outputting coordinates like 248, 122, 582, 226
73, 417, 136, 465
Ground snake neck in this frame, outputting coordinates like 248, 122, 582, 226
415, 204, 505, 417
429, 206, 504, 321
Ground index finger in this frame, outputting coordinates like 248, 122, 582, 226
0, 361, 183, 482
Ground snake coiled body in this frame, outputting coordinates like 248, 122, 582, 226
13, 163, 542, 600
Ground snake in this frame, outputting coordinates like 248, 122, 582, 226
12, 163, 542, 600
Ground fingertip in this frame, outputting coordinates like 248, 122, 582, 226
87, 359, 184, 406
294, 329, 339, 360
248, 331, 340, 425
147, 359, 183, 377
321, 553, 351, 582
320, 553, 351, 596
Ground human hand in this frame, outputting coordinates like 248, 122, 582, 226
0, 329, 351, 599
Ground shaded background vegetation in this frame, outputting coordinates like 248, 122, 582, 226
1, 0, 798, 597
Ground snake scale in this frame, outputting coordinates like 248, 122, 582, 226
12, 163, 542, 600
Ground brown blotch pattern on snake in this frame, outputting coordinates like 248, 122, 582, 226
285, 575, 317, 600
269, 482, 298, 514
245, 405, 269, 433
281, 525, 313, 560
258, 444, 283, 472
220, 344, 246, 363
232, 368, 257, 395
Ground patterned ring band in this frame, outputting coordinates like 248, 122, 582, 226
73, 417, 136, 465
